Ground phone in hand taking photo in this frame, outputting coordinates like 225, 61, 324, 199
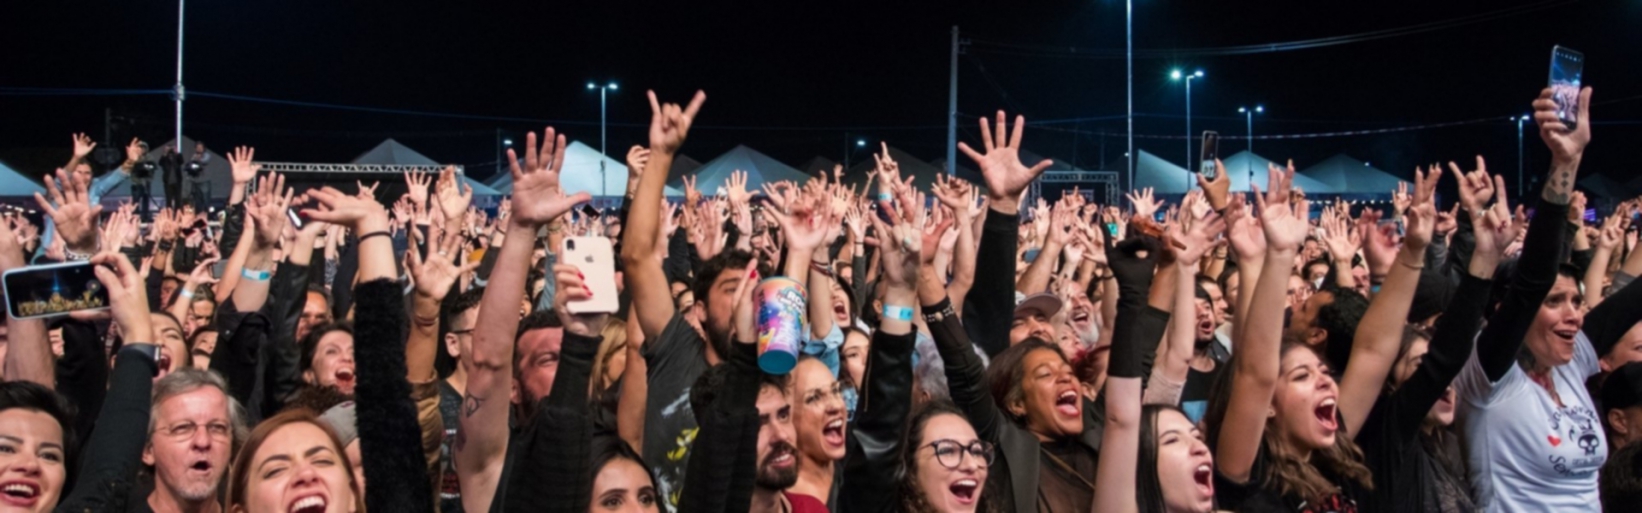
562, 236, 619, 315
1199, 131, 1220, 180
1549, 45, 1584, 130
3, 262, 110, 319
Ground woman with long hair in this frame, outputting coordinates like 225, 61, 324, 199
897, 401, 995, 512
227, 408, 364, 513
1206, 166, 1381, 511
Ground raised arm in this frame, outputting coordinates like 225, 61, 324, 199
957, 111, 1053, 356
1218, 164, 1307, 483
1339, 165, 1439, 437
0, 215, 48, 386
443, 127, 588, 513
1150, 199, 1226, 401
623, 91, 706, 340
230, 173, 293, 314
1585, 212, 1626, 309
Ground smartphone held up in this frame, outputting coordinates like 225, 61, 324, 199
1549, 45, 1584, 130
562, 236, 619, 315
3, 261, 110, 319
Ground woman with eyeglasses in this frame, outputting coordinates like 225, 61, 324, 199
899, 401, 995, 512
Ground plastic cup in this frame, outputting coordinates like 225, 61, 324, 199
755, 276, 808, 374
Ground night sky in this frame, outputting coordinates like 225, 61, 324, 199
3, 0, 1639, 203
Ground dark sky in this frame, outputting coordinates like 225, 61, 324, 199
3, 0, 1639, 201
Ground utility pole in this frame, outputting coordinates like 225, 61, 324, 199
174, 0, 186, 147
946, 26, 961, 175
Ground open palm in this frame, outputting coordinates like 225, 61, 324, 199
507, 128, 589, 226
957, 111, 1053, 211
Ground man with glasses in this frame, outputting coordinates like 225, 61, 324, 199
145, 369, 245, 513
437, 288, 485, 513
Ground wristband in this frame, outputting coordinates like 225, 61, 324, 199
877, 193, 893, 201
179, 289, 195, 299
882, 305, 914, 321
241, 268, 272, 281
357, 231, 390, 243
157, 240, 174, 252
120, 344, 162, 376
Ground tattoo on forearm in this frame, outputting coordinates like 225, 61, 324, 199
1543, 167, 1576, 204
463, 393, 484, 417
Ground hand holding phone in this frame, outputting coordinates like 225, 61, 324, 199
4, 261, 110, 319
1549, 46, 1585, 130
1199, 131, 1220, 179
561, 236, 619, 315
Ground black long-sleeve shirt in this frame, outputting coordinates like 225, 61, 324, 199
352, 278, 433, 513
676, 343, 760, 513
1478, 201, 1569, 381
55, 320, 108, 442
1359, 273, 1492, 513
501, 329, 600, 513
963, 208, 1018, 357
56, 346, 159, 512
835, 327, 916, 513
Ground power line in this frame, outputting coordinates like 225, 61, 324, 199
965, 0, 1574, 60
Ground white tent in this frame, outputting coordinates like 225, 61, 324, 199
0, 159, 45, 198
686, 145, 811, 193
100, 136, 237, 203
489, 141, 681, 197
1298, 154, 1401, 196
1133, 150, 1195, 194
1220, 151, 1335, 194
353, 139, 501, 196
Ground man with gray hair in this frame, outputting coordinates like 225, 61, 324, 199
144, 368, 246, 513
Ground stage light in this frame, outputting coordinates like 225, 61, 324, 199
1170, 69, 1182, 80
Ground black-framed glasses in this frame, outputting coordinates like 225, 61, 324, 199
923, 439, 994, 469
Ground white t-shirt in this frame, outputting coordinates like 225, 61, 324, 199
1455, 332, 1606, 512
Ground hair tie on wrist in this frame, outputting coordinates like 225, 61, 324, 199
358, 231, 390, 243
882, 305, 914, 321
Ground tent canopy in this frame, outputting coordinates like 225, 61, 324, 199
0, 159, 45, 198
353, 139, 501, 196
1577, 174, 1635, 202
1221, 151, 1334, 194
685, 145, 811, 194
1298, 154, 1402, 196
1134, 150, 1196, 194
664, 155, 703, 189
100, 136, 237, 201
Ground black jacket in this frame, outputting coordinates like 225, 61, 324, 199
501, 328, 601, 513
56, 346, 159, 512
353, 278, 434, 513
834, 328, 916, 513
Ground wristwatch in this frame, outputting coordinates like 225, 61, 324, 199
120, 344, 163, 376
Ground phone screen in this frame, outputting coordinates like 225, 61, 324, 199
1549, 46, 1584, 129
287, 209, 303, 229
1199, 131, 1220, 179
4, 262, 110, 319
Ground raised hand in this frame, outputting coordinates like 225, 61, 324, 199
1533, 86, 1593, 164
505, 127, 590, 227
409, 223, 480, 302
1391, 181, 1411, 216
868, 199, 921, 291
682, 175, 702, 207
1127, 187, 1160, 220
1224, 194, 1265, 262
1255, 162, 1309, 253
247, 173, 294, 248
1472, 174, 1518, 262
1403, 165, 1442, 253
647, 90, 707, 155
91, 253, 153, 345
1568, 191, 1588, 224
34, 168, 102, 255
355, 180, 380, 200
552, 263, 611, 337
1170, 211, 1228, 267
229, 146, 261, 184
957, 110, 1054, 214
725, 169, 752, 205
434, 166, 473, 224
124, 138, 145, 164
1197, 159, 1231, 211
71, 133, 96, 159
405, 168, 433, 208
625, 145, 651, 190
302, 186, 390, 233
1319, 209, 1361, 263
767, 188, 836, 254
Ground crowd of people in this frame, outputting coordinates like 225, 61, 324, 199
0, 84, 1637, 513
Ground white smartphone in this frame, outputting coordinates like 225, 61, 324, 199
562, 236, 619, 314
3, 261, 111, 319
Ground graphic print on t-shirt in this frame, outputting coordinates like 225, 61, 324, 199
1545, 403, 1604, 477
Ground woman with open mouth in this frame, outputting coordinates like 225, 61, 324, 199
1453, 87, 1642, 512
1205, 165, 1375, 512
1355, 160, 1516, 513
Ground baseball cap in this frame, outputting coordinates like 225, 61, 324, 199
1014, 292, 1063, 320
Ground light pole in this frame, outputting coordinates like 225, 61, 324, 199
1125, 0, 1134, 191
1238, 105, 1263, 186
1516, 114, 1529, 199
587, 82, 618, 197
844, 136, 867, 170
1171, 69, 1203, 189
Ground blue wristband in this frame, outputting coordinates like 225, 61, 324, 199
882, 305, 914, 321
241, 268, 272, 281
877, 193, 893, 201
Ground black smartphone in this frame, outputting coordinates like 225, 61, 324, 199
1549, 45, 1584, 130
3, 262, 110, 319
580, 204, 602, 218
1199, 131, 1220, 179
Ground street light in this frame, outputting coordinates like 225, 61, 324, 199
1238, 105, 1264, 186
1171, 69, 1204, 189
588, 82, 618, 197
